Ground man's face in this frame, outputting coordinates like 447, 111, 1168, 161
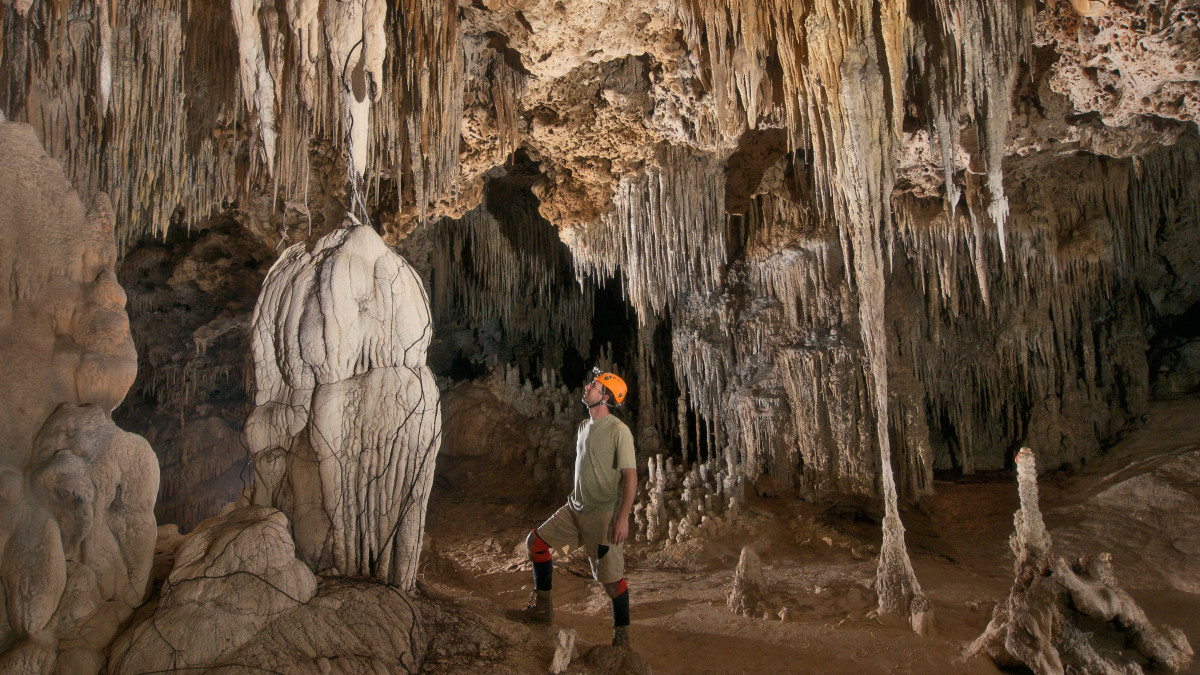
582, 378, 607, 407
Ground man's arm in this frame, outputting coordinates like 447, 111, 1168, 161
609, 467, 638, 545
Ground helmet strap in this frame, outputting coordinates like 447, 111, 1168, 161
585, 399, 606, 409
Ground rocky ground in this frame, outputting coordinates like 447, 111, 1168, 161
416, 399, 1200, 674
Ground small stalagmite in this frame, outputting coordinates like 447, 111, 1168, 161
728, 546, 770, 617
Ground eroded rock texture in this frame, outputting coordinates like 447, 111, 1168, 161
0, 122, 158, 674
245, 224, 441, 589
968, 448, 1194, 674
109, 506, 426, 673
1049, 407, 1200, 595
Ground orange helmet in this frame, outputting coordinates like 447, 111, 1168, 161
592, 367, 628, 406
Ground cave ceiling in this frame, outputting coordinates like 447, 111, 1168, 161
0, 0, 1194, 246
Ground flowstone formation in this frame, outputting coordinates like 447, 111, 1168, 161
0, 122, 158, 674
245, 224, 441, 589
109, 506, 426, 673
967, 448, 1194, 674
108, 506, 318, 673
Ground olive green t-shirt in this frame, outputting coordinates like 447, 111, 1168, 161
568, 415, 636, 514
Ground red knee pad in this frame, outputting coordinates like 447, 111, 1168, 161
615, 578, 628, 595
530, 530, 552, 563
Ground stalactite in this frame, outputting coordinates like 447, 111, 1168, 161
325, 0, 369, 175
565, 145, 727, 324
912, 0, 1035, 259
889, 148, 1155, 473
231, 0, 278, 178
286, 0, 321, 109
2, 0, 464, 245
431, 184, 594, 368
379, 0, 463, 219
95, 0, 113, 116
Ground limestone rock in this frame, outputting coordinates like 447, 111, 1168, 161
967, 448, 1194, 674
245, 224, 441, 589
108, 506, 318, 673
1051, 444, 1200, 594
0, 121, 137, 460
551, 627, 579, 674
440, 382, 535, 462
0, 121, 158, 674
1037, 0, 1200, 128
582, 644, 654, 675
205, 578, 426, 673
110, 506, 427, 674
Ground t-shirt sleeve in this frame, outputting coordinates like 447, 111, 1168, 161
613, 424, 636, 470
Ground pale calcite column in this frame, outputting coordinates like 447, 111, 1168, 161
245, 224, 441, 589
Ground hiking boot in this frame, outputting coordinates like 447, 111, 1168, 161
507, 589, 554, 624
612, 624, 630, 649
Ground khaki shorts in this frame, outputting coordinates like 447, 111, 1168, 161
536, 503, 625, 583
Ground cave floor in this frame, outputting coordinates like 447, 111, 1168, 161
418, 399, 1200, 674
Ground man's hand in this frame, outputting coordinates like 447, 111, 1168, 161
609, 513, 630, 545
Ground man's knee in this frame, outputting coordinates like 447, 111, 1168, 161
527, 529, 552, 563
602, 578, 628, 598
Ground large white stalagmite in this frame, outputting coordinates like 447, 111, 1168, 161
245, 224, 441, 589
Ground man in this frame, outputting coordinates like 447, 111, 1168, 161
512, 367, 637, 648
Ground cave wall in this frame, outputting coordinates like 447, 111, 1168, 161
113, 220, 274, 531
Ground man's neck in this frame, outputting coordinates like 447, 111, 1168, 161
588, 404, 610, 421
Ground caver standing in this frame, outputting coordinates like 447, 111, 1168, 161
512, 368, 638, 648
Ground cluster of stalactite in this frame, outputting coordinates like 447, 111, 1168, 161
430, 181, 594, 375
2, 0, 203, 249
0, 0, 461, 248
564, 144, 728, 324
5, 0, 1196, 630
619, 138, 1193, 510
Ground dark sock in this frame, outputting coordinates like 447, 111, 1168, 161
611, 589, 630, 627
533, 560, 553, 591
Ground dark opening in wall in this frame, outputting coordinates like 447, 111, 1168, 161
426, 151, 686, 457
428, 151, 595, 384
113, 216, 273, 531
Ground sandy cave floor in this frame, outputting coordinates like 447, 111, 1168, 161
417, 400, 1200, 674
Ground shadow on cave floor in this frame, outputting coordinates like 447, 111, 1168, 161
417, 399, 1200, 674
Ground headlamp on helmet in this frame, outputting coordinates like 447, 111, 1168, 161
590, 367, 628, 406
